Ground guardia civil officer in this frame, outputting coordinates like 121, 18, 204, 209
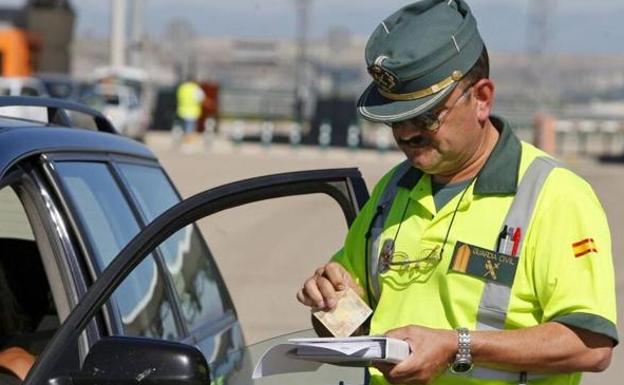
296, 1, 617, 384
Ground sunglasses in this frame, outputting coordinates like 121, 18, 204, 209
377, 239, 442, 274
386, 84, 475, 132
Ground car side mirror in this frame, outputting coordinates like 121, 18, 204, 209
47, 336, 210, 385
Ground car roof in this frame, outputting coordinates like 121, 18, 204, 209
0, 119, 157, 181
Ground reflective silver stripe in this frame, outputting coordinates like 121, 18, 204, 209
468, 156, 559, 382
476, 156, 559, 331
449, 367, 543, 381
368, 161, 412, 303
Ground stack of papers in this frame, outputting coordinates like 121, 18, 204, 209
252, 336, 410, 379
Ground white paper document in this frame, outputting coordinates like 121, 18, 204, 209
252, 336, 410, 379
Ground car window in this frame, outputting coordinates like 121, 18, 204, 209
20, 86, 41, 97
118, 163, 234, 332
54, 162, 180, 340
0, 186, 35, 240
102, 94, 120, 105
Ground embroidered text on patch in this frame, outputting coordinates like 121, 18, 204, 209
572, 238, 598, 258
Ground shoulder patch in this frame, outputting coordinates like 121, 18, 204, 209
572, 238, 598, 258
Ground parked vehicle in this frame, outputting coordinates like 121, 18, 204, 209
85, 83, 148, 140
0, 96, 369, 385
0, 77, 48, 121
35, 73, 92, 102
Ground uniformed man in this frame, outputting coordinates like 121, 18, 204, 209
296, 1, 618, 384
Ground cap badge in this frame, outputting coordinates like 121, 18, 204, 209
368, 56, 398, 92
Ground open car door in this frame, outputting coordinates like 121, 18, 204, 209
24, 168, 369, 385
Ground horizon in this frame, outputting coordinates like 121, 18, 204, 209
10, 0, 622, 54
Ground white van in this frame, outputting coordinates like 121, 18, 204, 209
0, 77, 49, 121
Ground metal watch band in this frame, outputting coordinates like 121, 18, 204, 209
450, 327, 473, 374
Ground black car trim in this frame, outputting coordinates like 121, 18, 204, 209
17, 168, 99, 362
25, 168, 368, 385
45, 152, 160, 167
40, 157, 101, 284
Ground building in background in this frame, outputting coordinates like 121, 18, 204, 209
0, 0, 74, 75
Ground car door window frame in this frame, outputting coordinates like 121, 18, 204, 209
42, 152, 190, 341
0, 161, 95, 366
112, 161, 237, 339
24, 167, 369, 385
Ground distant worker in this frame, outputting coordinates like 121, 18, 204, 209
176, 79, 205, 138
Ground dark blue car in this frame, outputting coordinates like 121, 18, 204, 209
0, 97, 370, 385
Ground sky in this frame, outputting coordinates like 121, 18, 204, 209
4, 0, 624, 53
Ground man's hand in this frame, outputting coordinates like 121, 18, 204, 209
374, 325, 456, 385
296, 262, 363, 311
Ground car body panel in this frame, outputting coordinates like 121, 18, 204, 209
0, 126, 155, 180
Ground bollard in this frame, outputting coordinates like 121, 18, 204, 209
203, 117, 217, 149
318, 122, 332, 149
554, 120, 573, 154
231, 120, 245, 146
260, 120, 274, 147
289, 122, 302, 147
347, 124, 361, 151
600, 120, 620, 155
375, 125, 392, 153
171, 121, 184, 148
577, 120, 596, 155
534, 114, 557, 155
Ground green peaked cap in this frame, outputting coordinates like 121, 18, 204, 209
357, 0, 484, 123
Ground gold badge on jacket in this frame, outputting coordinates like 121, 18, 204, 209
448, 241, 518, 287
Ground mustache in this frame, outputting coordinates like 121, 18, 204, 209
397, 135, 431, 147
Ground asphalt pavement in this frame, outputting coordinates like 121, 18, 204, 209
146, 132, 623, 385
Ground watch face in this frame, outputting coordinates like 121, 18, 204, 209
451, 360, 473, 373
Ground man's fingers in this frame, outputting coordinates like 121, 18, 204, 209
298, 263, 361, 310
301, 277, 326, 308
316, 275, 339, 309
323, 263, 348, 290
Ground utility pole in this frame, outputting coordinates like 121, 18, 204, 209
294, 0, 311, 123
129, 0, 144, 67
527, 0, 557, 111
110, 0, 126, 68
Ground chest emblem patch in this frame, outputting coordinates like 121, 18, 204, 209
448, 241, 518, 287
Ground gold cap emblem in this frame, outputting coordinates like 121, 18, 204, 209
451, 70, 463, 81
368, 56, 398, 92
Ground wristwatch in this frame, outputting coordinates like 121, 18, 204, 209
450, 327, 474, 374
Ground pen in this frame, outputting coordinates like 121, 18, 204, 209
504, 226, 514, 255
511, 227, 522, 256
498, 225, 508, 253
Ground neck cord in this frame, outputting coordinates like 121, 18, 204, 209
392, 175, 476, 257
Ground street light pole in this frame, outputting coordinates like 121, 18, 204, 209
294, 0, 311, 123
110, 0, 127, 68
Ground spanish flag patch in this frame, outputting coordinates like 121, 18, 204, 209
572, 238, 598, 258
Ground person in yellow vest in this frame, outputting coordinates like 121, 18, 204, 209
296, 1, 617, 385
176, 79, 205, 137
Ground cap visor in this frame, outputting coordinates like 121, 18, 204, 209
357, 82, 457, 123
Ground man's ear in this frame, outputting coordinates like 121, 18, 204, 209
472, 79, 495, 124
